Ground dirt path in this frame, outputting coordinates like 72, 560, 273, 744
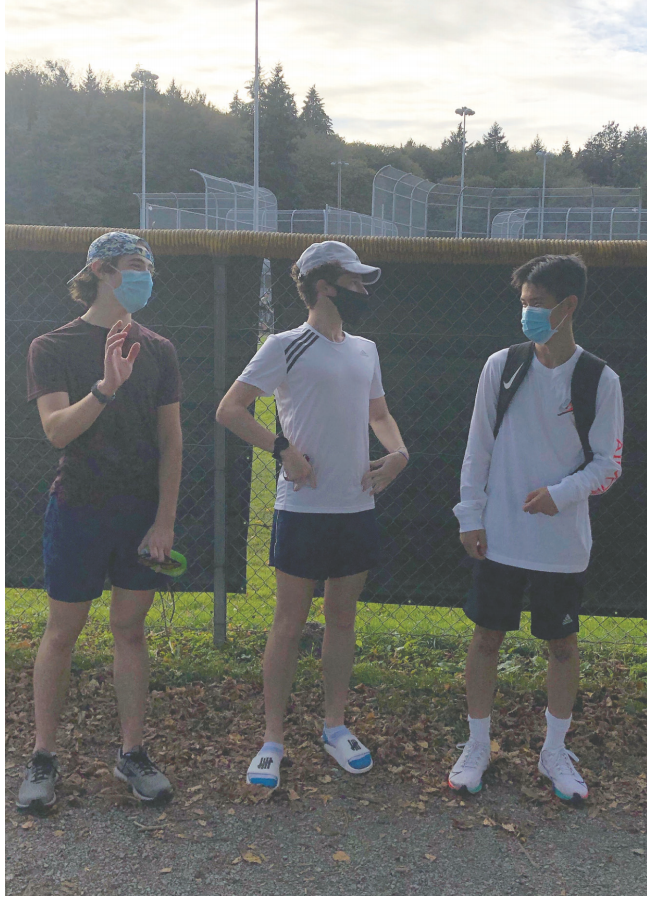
6, 772, 646, 896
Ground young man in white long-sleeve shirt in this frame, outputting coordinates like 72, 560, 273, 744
450, 254, 623, 801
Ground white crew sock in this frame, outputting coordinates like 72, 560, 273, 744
543, 708, 571, 752
468, 714, 491, 745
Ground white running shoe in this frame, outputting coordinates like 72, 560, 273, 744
448, 740, 491, 793
538, 747, 589, 800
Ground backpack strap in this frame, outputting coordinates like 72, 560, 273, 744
493, 342, 535, 440
571, 350, 606, 471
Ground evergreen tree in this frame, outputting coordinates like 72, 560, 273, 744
560, 140, 573, 159
577, 121, 623, 185
614, 125, 647, 191
441, 124, 465, 150
44, 59, 74, 89
229, 90, 251, 119
529, 135, 545, 152
166, 79, 183, 100
81, 65, 100, 93
258, 63, 300, 205
299, 86, 333, 135
482, 122, 509, 152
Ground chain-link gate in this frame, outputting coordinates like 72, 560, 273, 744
5, 228, 646, 644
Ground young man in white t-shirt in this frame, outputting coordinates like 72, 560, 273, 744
216, 241, 408, 788
450, 254, 623, 801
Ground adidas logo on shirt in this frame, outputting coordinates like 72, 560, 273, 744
562, 614, 573, 625
360, 349, 369, 357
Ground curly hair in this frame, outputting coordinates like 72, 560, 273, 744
68, 256, 155, 309
290, 262, 347, 309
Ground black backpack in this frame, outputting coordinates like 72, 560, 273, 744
493, 342, 606, 472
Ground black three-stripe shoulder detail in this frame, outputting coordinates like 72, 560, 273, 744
286, 333, 319, 373
284, 329, 315, 359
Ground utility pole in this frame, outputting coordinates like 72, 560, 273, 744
253, 0, 260, 231
331, 160, 349, 209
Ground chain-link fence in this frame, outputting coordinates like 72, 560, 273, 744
5, 228, 646, 644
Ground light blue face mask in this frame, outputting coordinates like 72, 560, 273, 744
521, 300, 567, 344
113, 269, 153, 313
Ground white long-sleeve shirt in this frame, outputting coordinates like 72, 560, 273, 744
453, 345, 623, 573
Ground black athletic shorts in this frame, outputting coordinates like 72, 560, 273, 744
464, 558, 585, 641
269, 509, 381, 580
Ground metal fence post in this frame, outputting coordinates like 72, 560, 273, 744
213, 257, 228, 646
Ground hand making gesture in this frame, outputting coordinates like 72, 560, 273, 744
98, 320, 141, 395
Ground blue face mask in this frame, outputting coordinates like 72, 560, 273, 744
521, 301, 567, 344
113, 269, 153, 313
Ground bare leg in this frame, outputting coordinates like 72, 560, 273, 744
33, 598, 92, 753
546, 633, 579, 719
110, 587, 155, 753
263, 572, 315, 744
322, 571, 368, 727
465, 625, 506, 719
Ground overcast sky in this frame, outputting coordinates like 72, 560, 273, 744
6, 0, 646, 151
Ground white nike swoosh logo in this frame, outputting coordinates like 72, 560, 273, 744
503, 363, 524, 390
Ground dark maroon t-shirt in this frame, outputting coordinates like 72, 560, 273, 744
27, 318, 182, 507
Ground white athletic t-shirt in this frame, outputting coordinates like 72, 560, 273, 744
453, 345, 623, 573
238, 323, 385, 513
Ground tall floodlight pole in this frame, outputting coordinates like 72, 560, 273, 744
331, 160, 349, 208
253, 0, 260, 231
536, 151, 552, 239
132, 69, 159, 229
454, 106, 475, 238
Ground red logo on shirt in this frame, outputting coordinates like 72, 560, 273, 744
558, 402, 574, 417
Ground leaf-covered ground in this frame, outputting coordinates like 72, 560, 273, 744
6, 621, 646, 818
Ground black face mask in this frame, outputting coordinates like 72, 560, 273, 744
328, 283, 371, 325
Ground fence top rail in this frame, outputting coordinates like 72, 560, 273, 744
6, 225, 647, 268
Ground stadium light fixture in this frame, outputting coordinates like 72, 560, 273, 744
455, 107, 475, 238
132, 69, 159, 229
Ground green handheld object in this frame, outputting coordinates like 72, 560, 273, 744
138, 549, 187, 578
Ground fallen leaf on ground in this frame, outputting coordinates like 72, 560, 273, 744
424, 853, 437, 861
54, 830, 64, 837
333, 851, 350, 863
319, 775, 332, 784
490, 740, 500, 752
632, 848, 645, 856
483, 817, 496, 826
502, 823, 517, 833
288, 789, 300, 801
160, 868, 172, 874
242, 851, 263, 864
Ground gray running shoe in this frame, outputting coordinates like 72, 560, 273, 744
113, 746, 173, 802
17, 750, 60, 811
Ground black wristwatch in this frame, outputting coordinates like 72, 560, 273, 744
272, 435, 290, 460
91, 381, 116, 404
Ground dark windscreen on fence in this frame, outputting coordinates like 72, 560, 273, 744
268, 258, 646, 618
5, 229, 646, 642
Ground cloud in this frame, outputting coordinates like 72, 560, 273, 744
5, 0, 646, 149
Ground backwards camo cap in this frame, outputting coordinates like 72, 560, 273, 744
67, 232, 154, 285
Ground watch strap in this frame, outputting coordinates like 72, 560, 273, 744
91, 381, 116, 404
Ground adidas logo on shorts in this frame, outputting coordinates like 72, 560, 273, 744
562, 614, 573, 625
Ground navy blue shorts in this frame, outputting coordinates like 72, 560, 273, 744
464, 558, 585, 641
43, 494, 170, 603
269, 509, 381, 580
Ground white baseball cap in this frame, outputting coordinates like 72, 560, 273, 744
295, 241, 381, 284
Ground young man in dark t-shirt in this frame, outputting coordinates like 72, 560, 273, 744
19, 232, 183, 810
